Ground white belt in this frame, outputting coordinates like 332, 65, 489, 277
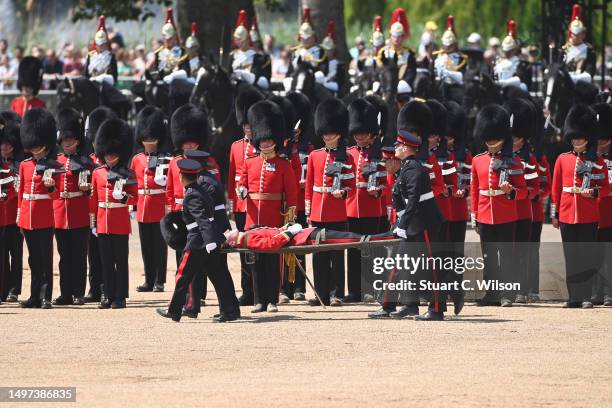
355, 182, 369, 188
214, 204, 225, 210
175, 198, 184, 205
313, 186, 333, 193
441, 167, 456, 176
524, 172, 539, 180
429, 173, 436, 180
396, 209, 405, 218
419, 191, 434, 202
234, 176, 241, 181
138, 188, 165, 195
59, 191, 85, 199
562, 186, 582, 194
0, 176, 14, 185
23, 193, 51, 200
479, 189, 505, 197
98, 202, 127, 208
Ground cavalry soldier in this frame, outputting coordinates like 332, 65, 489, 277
592, 103, 612, 306
249, 16, 272, 84
132, 106, 171, 293
17, 108, 62, 309
434, 16, 468, 88
290, 7, 327, 79
357, 16, 385, 74
551, 104, 609, 308
84, 16, 118, 87
237, 100, 298, 313
150, 8, 190, 83
318, 21, 345, 94
166, 104, 220, 268
90, 119, 138, 309
377, 8, 417, 86
157, 159, 239, 323
505, 98, 540, 304
306, 97, 355, 306
229, 10, 270, 90
345, 99, 387, 302
53, 108, 95, 306
83, 106, 117, 303
228, 85, 263, 305
493, 20, 531, 91
558, 4, 596, 83
0, 117, 24, 302
471, 105, 528, 307
11, 56, 45, 118
185, 22, 207, 81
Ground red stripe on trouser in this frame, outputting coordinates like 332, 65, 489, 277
423, 229, 438, 312
187, 280, 194, 310
382, 267, 397, 306
175, 250, 191, 283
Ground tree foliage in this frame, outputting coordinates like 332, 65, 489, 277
70, 0, 172, 22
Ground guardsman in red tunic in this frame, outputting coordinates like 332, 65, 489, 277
306, 98, 356, 306
381, 145, 400, 225
470, 104, 528, 307
345, 99, 387, 303
90, 119, 138, 309
0, 114, 24, 303
82, 106, 117, 303
52, 108, 95, 306
17, 109, 62, 309
237, 100, 298, 312
11, 57, 46, 118
552, 104, 609, 308
228, 86, 263, 306
592, 103, 612, 306
166, 104, 220, 268
132, 106, 171, 293
505, 98, 540, 304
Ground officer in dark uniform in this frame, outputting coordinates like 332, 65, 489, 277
157, 159, 238, 322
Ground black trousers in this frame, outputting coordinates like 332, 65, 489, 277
282, 211, 307, 297
527, 221, 543, 295
234, 212, 254, 300
138, 222, 168, 286
439, 221, 467, 302
346, 216, 382, 299
479, 222, 516, 301
593, 227, 612, 300
514, 219, 532, 296
55, 227, 89, 298
97, 234, 129, 301
87, 233, 104, 298
188, 253, 239, 313
311, 220, 346, 304
253, 253, 281, 306
169, 248, 239, 316
23, 228, 54, 302
560, 222, 598, 303
0, 224, 23, 299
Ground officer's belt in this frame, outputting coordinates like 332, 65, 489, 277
23, 193, 51, 200
186, 219, 214, 231
313, 186, 333, 193
215, 204, 225, 210
59, 191, 85, 199
419, 191, 434, 202
138, 188, 165, 195
562, 186, 583, 194
479, 189, 505, 197
249, 192, 283, 200
98, 202, 127, 208
175, 198, 184, 205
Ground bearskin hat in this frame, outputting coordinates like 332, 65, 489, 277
502, 85, 530, 102
443, 101, 466, 144
160, 211, 187, 251
268, 95, 297, 139
563, 104, 597, 145
94, 118, 134, 165
0, 111, 21, 127
135, 105, 167, 147
503, 98, 536, 141
574, 80, 599, 105
85, 106, 117, 145
314, 97, 348, 140
426, 99, 447, 136
248, 100, 285, 150
592, 103, 612, 141
348, 99, 378, 138
364, 94, 388, 137
170, 104, 209, 150
286, 92, 312, 133
56, 108, 84, 143
235, 85, 264, 126
397, 100, 432, 138
17, 56, 43, 95
474, 104, 511, 144
0, 123, 21, 152
20, 108, 57, 151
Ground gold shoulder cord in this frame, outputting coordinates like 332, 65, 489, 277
455, 53, 468, 71
153, 45, 165, 55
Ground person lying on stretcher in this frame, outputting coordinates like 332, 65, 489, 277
223, 224, 397, 251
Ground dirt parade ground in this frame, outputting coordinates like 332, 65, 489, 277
2, 223, 611, 407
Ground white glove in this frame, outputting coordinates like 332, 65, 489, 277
256, 76, 269, 89
283, 77, 294, 92
287, 223, 303, 235
91, 74, 115, 86
570, 72, 592, 83
154, 174, 167, 186
497, 76, 521, 88
129, 210, 136, 219
237, 186, 248, 200
205, 242, 217, 253
314, 70, 326, 84
444, 70, 464, 84
323, 81, 339, 92
393, 227, 407, 239
91, 227, 98, 237
112, 190, 127, 201
163, 69, 188, 84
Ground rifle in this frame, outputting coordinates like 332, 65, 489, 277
456, 162, 471, 192
35, 158, 66, 192
325, 161, 353, 193
361, 161, 386, 191
492, 157, 522, 198
108, 167, 136, 203
0, 168, 13, 199
576, 160, 605, 192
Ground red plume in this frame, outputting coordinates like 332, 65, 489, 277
251, 15, 259, 30
571, 3, 581, 21
191, 22, 197, 36
326, 21, 336, 41
447, 15, 455, 33
165, 7, 174, 25
507, 19, 516, 38
373, 15, 382, 31
235, 9, 248, 29
98, 15, 107, 33
390, 7, 410, 38
302, 6, 311, 24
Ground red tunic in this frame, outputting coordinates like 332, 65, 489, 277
53, 154, 91, 229
305, 148, 356, 223
551, 152, 610, 224
10, 96, 46, 118
239, 155, 298, 228
130, 152, 167, 223
433, 152, 457, 222
424, 153, 448, 220
470, 152, 528, 225
531, 156, 551, 223
227, 138, 257, 213
446, 149, 472, 222
287, 143, 313, 213
240, 226, 317, 251
17, 158, 61, 230
515, 153, 540, 221
346, 145, 386, 218
90, 166, 138, 235
166, 154, 220, 212
0, 160, 18, 227
598, 155, 612, 229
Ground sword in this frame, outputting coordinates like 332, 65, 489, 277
294, 257, 326, 309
